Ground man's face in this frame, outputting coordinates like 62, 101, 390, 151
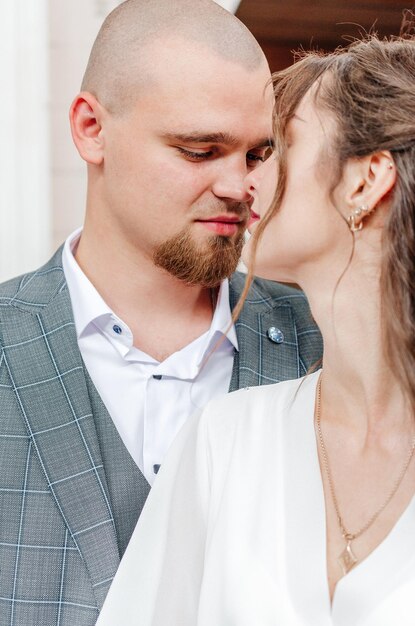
99, 39, 273, 285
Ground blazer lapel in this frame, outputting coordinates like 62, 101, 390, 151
0, 258, 119, 609
229, 273, 301, 391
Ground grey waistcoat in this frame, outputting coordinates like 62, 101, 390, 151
85, 370, 151, 557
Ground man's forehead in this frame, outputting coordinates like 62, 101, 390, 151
140, 38, 271, 95
127, 59, 274, 145
142, 34, 264, 76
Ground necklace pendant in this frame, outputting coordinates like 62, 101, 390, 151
338, 539, 358, 575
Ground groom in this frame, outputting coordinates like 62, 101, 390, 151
0, 1, 322, 625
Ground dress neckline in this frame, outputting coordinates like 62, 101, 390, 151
281, 371, 415, 625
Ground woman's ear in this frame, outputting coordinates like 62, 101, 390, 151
342, 151, 396, 230
69, 92, 106, 165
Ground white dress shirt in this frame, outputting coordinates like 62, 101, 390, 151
97, 372, 415, 626
62, 228, 238, 485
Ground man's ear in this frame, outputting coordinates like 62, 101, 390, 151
69, 92, 105, 165
343, 151, 396, 222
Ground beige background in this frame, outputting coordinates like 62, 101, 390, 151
50, 0, 121, 253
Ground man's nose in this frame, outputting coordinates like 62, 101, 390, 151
211, 165, 252, 203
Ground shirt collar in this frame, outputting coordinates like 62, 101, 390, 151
204, 279, 238, 356
62, 227, 239, 363
62, 227, 117, 339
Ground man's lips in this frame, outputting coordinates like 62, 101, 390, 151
195, 215, 245, 236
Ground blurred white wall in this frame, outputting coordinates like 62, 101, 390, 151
50, 0, 121, 252
0, 1, 50, 282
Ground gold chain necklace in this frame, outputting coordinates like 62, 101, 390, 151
315, 375, 415, 575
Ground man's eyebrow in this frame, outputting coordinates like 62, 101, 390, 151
161, 131, 274, 149
162, 131, 239, 145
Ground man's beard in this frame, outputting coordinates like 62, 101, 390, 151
153, 226, 244, 287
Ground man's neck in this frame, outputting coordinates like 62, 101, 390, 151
75, 229, 216, 361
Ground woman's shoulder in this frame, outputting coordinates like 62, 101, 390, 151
191, 371, 321, 487
200, 370, 320, 435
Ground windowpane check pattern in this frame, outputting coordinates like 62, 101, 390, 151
0, 248, 322, 625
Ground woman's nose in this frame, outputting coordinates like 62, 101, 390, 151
244, 164, 263, 199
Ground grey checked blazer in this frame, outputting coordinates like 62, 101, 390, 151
0, 248, 322, 626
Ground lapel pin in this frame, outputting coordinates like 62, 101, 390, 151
267, 327, 284, 344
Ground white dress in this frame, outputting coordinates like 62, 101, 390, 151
96, 372, 415, 626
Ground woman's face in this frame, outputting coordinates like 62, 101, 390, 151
243, 86, 349, 285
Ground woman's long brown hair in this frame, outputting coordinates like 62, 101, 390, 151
235, 27, 415, 408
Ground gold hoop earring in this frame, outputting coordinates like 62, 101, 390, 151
348, 214, 363, 232
347, 204, 369, 232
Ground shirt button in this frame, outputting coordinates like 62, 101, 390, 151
112, 324, 122, 335
153, 464, 161, 474
267, 327, 284, 344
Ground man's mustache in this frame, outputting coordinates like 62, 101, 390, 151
194, 201, 251, 223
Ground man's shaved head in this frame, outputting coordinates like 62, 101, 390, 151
73, 0, 273, 290
81, 0, 266, 113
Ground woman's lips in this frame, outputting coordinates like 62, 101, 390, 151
248, 210, 260, 228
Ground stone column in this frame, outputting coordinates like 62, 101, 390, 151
0, 0, 51, 282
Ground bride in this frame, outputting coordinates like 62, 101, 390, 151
97, 34, 415, 625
